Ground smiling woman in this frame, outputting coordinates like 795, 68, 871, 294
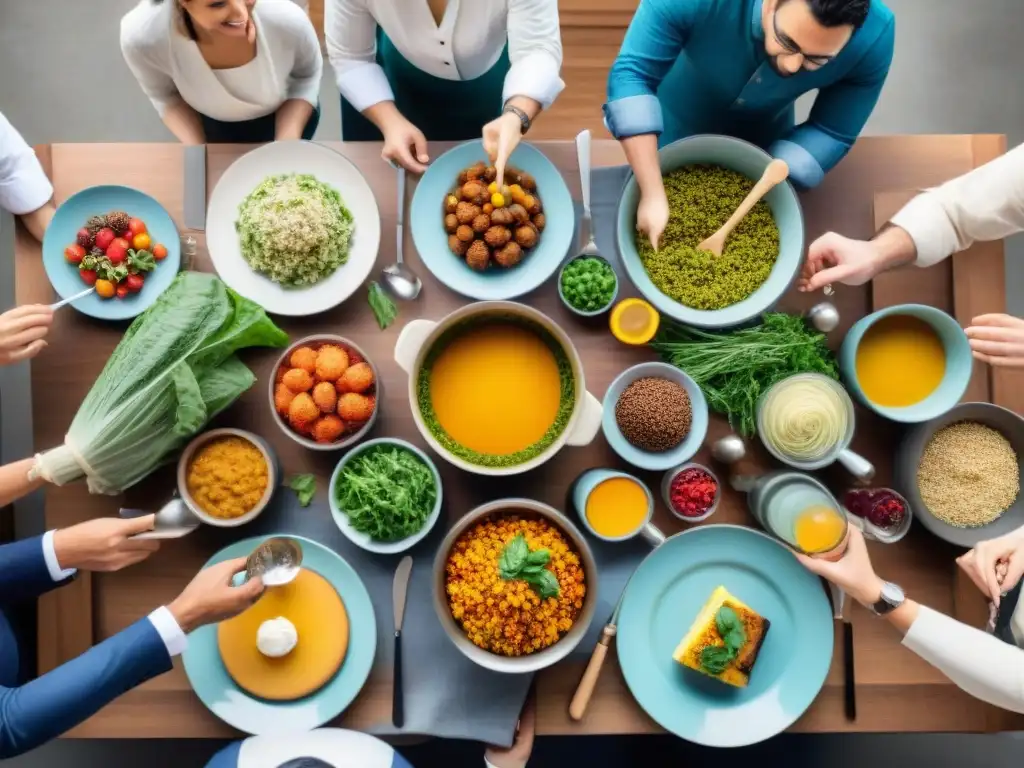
120, 0, 322, 144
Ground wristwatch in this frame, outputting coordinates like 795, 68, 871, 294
503, 104, 531, 135
869, 581, 905, 615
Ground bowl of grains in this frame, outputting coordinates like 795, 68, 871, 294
433, 498, 596, 674
615, 135, 804, 329
895, 402, 1024, 547
602, 362, 709, 471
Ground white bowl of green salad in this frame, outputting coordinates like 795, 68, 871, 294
329, 437, 443, 554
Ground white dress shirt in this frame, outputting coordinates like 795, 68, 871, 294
121, 0, 322, 123
890, 142, 1024, 268
0, 113, 52, 216
904, 605, 1024, 713
325, 0, 564, 113
42, 531, 188, 658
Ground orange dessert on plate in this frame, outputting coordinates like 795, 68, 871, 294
217, 569, 349, 701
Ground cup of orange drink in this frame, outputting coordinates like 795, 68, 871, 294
743, 471, 849, 560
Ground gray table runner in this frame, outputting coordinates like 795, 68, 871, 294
188, 164, 645, 748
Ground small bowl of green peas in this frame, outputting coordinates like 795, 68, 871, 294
558, 255, 619, 317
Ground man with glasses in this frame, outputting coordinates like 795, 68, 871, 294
605, 0, 893, 249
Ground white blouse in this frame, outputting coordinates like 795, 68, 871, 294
890, 142, 1024, 268
904, 605, 1024, 713
325, 0, 564, 113
0, 112, 52, 216
120, 0, 322, 123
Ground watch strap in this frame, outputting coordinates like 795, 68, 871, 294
503, 104, 531, 135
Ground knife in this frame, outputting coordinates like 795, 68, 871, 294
183, 144, 206, 231
392, 555, 413, 728
828, 581, 856, 721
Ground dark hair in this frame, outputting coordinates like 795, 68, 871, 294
153, 0, 199, 41
804, 0, 871, 29
276, 760, 336, 768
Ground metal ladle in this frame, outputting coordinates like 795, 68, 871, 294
122, 498, 200, 540
381, 163, 423, 300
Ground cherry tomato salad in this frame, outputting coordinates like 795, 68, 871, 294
62, 210, 170, 300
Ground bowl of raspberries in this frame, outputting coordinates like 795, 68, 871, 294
42, 185, 181, 320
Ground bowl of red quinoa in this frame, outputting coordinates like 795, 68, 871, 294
432, 498, 597, 674
602, 362, 709, 471
661, 462, 720, 523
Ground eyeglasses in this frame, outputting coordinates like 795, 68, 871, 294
771, 11, 835, 71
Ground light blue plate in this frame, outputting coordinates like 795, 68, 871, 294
617, 525, 833, 747
616, 135, 805, 329
409, 141, 574, 300
602, 362, 709, 471
182, 535, 377, 736
42, 184, 181, 320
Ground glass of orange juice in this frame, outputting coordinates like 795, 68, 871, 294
749, 472, 849, 560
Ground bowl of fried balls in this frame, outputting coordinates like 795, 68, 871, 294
269, 334, 379, 451
444, 162, 545, 270
410, 140, 574, 301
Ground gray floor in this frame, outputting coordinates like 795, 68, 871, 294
1, 0, 1022, 764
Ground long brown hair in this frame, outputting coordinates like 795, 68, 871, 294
153, 0, 198, 41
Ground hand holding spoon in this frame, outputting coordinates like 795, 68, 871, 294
697, 159, 789, 256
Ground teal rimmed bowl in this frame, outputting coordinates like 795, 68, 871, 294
410, 141, 574, 300
839, 303, 972, 423
615, 135, 804, 329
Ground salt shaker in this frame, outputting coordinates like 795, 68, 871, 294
180, 235, 198, 272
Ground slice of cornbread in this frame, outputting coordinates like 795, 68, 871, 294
673, 586, 770, 687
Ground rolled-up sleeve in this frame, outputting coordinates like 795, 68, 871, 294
0, 113, 52, 216
325, 0, 394, 112
503, 0, 564, 109
282, 5, 324, 106
603, 0, 697, 140
768, 17, 894, 189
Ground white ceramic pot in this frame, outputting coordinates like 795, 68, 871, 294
394, 301, 603, 476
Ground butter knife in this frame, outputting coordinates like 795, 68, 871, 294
392, 555, 413, 728
828, 581, 856, 721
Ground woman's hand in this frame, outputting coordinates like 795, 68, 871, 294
957, 526, 1024, 606
378, 110, 429, 174
482, 112, 523, 188
798, 233, 887, 292
793, 527, 884, 607
0, 304, 54, 366
636, 189, 670, 252
484, 692, 536, 768
965, 314, 1024, 367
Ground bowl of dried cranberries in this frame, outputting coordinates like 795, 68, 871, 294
662, 462, 720, 524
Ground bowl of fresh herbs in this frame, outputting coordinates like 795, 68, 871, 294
558, 255, 618, 317
329, 438, 443, 554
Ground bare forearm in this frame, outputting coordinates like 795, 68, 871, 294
275, 99, 314, 141
622, 134, 664, 198
0, 458, 44, 509
870, 225, 919, 273
19, 202, 55, 243
161, 100, 205, 145
504, 95, 543, 122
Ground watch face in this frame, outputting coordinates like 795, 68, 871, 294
879, 581, 905, 607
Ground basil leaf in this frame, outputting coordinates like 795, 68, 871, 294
699, 645, 734, 675
288, 474, 317, 507
525, 549, 551, 567
499, 534, 529, 580
716, 606, 746, 652
530, 569, 561, 599
520, 563, 548, 576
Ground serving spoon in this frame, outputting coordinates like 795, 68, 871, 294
697, 159, 789, 256
121, 498, 200, 540
574, 129, 602, 261
381, 163, 423, 300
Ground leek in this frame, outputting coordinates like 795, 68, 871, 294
32, 272, 288, 494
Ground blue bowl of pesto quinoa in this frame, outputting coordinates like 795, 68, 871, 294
616, 134, 805, 329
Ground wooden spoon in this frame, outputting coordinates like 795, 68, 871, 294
697, 159, 789, 256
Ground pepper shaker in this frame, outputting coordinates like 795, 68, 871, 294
180, 235, 197, 273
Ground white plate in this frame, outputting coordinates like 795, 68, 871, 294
206, 141, 381, 316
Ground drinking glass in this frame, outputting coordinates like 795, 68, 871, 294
752, 472, 849, 561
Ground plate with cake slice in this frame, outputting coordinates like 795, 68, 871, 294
616, 524, 832, 747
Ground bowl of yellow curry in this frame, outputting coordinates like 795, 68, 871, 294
432, 498, 597, 674
179, 428, 278, 527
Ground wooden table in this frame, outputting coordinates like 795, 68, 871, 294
15, 136, 1024, 740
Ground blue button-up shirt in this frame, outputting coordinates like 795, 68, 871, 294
604, 0, 895, 188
